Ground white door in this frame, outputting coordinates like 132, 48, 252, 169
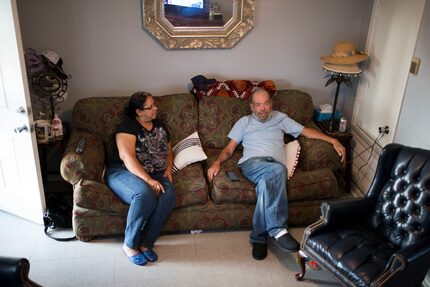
352, 0, 426, 145
0, 0, 45, 224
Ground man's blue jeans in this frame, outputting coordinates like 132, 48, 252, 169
105, 167, 176, 250
239, 157, 288, 244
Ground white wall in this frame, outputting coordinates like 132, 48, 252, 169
395, 0, 430, 149
16, 0, 373, 124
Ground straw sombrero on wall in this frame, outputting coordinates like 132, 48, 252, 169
321, 41, 368, 65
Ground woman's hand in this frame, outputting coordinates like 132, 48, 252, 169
164, 169, 173, 183
147, 178, 165, 195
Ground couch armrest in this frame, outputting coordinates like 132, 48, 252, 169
298, 136, 343, 172
60, 129, 105, 185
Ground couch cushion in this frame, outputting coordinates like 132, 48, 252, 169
273, 90, 314, 125
198, 96, 250, 149
172, 162, 209, 208
287, 168, 339, 202
156, 93, 199, 146
74, 179, 129, 213
205, 148, 338, 204
75, 165, 209, 211
206, 148, 256, 204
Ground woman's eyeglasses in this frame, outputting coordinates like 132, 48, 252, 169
141, 103, 157, 110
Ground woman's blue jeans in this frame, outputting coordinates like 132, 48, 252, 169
239, 157, 288, 244
105, 167, 176, 250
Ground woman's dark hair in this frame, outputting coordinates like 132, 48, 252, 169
125, 91, 152, 118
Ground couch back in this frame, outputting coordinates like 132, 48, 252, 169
74, 96, 128, 140
198, 89, 315, 148
73, 93, 198, 161
72, 89, 314, 153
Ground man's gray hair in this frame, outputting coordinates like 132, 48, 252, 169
250, 87, 271, 103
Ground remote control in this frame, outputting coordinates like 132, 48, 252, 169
226, 171, 240, 181
75, 138, 86, 154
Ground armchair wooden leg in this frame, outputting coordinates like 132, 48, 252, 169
295, 251, 306, 281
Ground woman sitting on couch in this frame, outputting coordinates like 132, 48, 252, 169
105, 91, 177, 266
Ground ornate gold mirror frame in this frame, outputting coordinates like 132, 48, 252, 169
142, 0, 255, 49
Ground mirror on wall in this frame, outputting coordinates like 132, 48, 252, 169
142, 0, 255, 49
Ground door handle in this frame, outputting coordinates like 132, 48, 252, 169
16, 107, 26, 114
14, 125, 28, 133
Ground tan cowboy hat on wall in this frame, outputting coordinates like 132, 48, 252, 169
321, 41, 368, 65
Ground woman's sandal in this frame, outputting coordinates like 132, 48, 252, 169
123, 250, 147, 266
142, 249, 158, 262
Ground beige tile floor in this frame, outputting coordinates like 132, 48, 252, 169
0, 211, 340, 287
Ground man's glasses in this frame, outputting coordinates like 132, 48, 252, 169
141, 103, 157, 110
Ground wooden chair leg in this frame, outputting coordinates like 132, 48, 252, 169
295, 251, 306, 281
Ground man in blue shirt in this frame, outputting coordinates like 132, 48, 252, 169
207, 88, 345, 260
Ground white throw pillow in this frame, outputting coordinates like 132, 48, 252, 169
285, 140, 301, 179
172, 131, 207, 173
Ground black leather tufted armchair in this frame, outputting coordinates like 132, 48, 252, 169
0, 257, 41, 287
295, 143, 430, 287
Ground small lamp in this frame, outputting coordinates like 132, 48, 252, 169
320, 42, 368, 132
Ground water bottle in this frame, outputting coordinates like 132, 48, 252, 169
51, 114, 63, 139
339, 117, 347, 132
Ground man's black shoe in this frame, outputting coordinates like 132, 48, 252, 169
252, 242, 268, 260
273, 233, 300, 252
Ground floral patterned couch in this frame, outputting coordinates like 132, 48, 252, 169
60, 90, 343, 241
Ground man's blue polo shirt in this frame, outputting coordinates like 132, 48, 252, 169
228, 111, 304, 165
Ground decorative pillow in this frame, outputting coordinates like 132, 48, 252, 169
172, 131, 207, 173
285, 140, 301, 179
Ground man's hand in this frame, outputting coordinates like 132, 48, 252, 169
301, 127, 346, 163
332, 139, 346, 163
207, 139, 238, 182
207, 161, 221, 182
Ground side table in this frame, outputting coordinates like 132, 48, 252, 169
316, 120, 353, 193
37, 123, 71, 193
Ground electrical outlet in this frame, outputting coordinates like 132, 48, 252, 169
378, 126, 390, 134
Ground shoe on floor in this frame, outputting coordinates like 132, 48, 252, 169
273, 233, 299, 252
142, 249, 158, 262
252, 242, 268, 260
124, 251, 147, 266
